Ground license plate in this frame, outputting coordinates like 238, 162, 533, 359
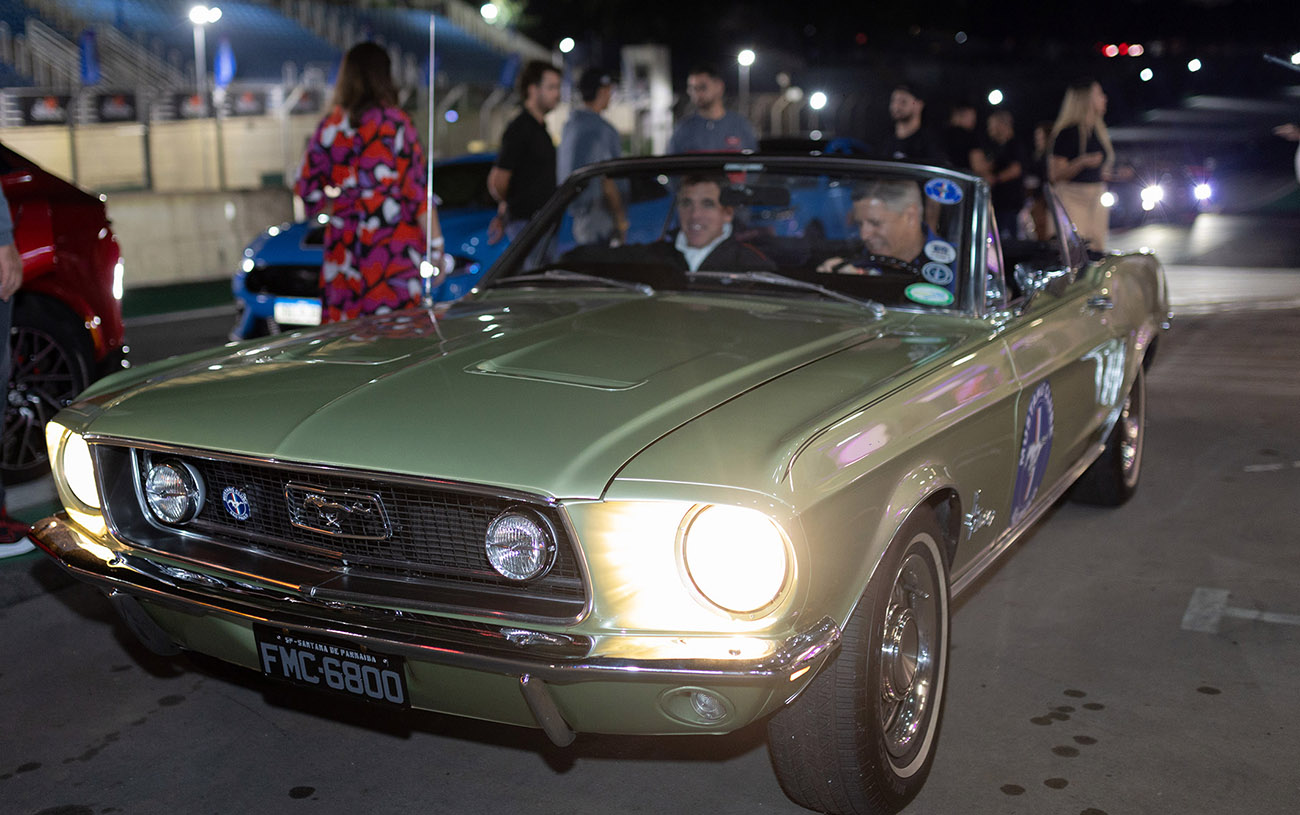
272, 297, 322, 326
254, 625, 409, 708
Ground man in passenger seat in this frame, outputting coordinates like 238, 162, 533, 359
670, 175, 773, 272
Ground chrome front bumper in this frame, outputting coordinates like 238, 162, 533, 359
34, 514, 842, 744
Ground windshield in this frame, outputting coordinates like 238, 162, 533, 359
484, 158, 974, 313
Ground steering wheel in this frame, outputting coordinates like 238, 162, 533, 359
849, 253, 922, 277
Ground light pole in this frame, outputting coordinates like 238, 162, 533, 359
189, 5, 222, 100
737, 48, 755, 120
809, 90, 827, 131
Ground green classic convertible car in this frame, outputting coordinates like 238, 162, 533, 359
35, 155, 1168, 814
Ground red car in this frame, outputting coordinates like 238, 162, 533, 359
2, 142, 126, 482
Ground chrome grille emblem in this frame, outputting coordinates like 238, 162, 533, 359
285, 482, 392, 540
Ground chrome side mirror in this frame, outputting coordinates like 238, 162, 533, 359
1014, 264, 1073, 300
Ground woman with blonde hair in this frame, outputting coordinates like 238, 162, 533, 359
1049, 78, 1115, 250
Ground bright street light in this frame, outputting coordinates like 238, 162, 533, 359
189, 4, 221, 24
558, 37, 575, 54
188, 5, 221, 100
480, 3, 499, 22
809, 91, 828, 111
737, 49, 755, 119
987, 89, 1004, 105
1140, 68, 1154, 82
1187, 58, 1202, 72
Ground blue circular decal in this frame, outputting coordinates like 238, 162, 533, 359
924, 240, 957, 264
222, 487, 251, 521
1010, 381, 1054, 525
922, 262, 955, 286
924, 178, 963, 205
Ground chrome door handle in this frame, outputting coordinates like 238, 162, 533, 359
1087, 296, 1115, 310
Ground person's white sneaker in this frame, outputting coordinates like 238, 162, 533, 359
0, 515, 35, 558
0, 536, 35, 558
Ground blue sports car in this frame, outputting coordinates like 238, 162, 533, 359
231, 152, 506, 339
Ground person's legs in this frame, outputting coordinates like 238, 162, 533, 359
0, 295, 33, 558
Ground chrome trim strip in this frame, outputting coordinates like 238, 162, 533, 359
87, 436, 560, 505
34, 516, 841, 683
949, 439, 1105, 597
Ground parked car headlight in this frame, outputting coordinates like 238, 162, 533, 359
144, 460, 205, 524
680, 505, 790, 615
1193, 183, 1213, 201
485, 508, 557, 581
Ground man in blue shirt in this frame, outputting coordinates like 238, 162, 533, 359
667, 65, 757, 154
558, 67, 628, 244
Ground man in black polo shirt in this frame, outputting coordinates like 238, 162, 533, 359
488, 60, 562, 242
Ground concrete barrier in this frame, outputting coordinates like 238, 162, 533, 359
107, 187, 295, 288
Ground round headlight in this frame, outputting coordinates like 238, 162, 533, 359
144, 460, 205, 524
485, 509, 556, 581
61, 432, 101, 509
682, 505, 789, 615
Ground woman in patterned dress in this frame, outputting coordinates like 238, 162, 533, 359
295, 42, 444, 323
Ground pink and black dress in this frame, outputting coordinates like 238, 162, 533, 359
295, 104, 428, 323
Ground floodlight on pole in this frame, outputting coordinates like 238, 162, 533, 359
480, 3, 499, 22
809, 91, 827, 130
737, 49, 755, 118
189, 5, 221, 100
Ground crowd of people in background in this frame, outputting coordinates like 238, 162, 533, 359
492, 58, 1132, 254
291, 45, 1297, 330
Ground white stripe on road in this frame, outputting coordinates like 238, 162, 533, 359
1243, 461, 1300, 473
1182, 587, 1300, 633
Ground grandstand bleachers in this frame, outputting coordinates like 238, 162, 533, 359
0, 0, 29, 34
0, 61, 33, 87
59, 0, 339, 82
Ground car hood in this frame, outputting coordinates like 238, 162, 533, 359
81, 292, 949, 498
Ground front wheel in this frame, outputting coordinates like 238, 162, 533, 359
767, 510, 951, 815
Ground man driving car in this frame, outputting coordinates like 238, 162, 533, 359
817, 179, 938, 275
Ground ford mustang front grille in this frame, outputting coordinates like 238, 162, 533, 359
93, 443, 586, 620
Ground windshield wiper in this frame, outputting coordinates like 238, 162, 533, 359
689, 270, 886, 318
489, 269, 654, 296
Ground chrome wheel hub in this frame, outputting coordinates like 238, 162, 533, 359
1118, 377, 1144, 487
878, 550, 938, 759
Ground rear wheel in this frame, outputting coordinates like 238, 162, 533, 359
768, 510, 950, 815
4, 299, 93, 483
1073, 365, 1145, 506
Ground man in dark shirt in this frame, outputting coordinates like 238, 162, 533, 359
488, 60, 562, 242
942, 101, 979, 171
973, 110, 1026, 238
883, 84, 944, 165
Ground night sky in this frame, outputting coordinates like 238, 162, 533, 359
520, 0, 1291, 65
515, 0, 1297, 133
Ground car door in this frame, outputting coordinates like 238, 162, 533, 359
997, 191, 1124, 527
